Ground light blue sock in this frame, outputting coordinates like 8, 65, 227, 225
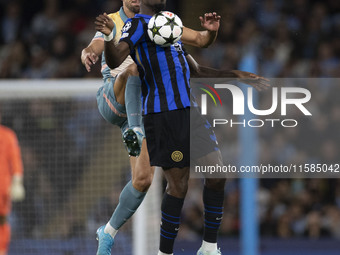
125, 76, 142, 129
109, 181, 146, 230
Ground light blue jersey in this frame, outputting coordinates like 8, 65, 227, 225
92, 7, 134, 80
94, 7, 143, 135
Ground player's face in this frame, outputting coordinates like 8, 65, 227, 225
142, 0, 166, 12
123, 0, 141, 14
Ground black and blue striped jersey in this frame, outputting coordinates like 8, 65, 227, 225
120, 14, 191, 115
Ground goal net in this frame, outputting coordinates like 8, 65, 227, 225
0, 79, 161, 255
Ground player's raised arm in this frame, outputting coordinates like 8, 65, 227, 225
95, 13, 131, 69
186, 54, 270, 91
181, 12, 220, 48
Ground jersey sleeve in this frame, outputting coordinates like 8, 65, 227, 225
92, 31, 104, 41
8, 131, 23, 176
120, 18, 144, 52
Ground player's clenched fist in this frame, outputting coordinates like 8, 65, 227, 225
95, 12, 115, 36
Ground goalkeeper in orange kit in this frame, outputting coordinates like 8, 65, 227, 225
0, 111, 25, 255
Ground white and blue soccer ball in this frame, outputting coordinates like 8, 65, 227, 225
147, 11, 183, 47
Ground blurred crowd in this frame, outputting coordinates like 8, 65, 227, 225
181, 0, 340, 241
0, 0, 339, 242
192, 0, 340, 78
0, 0, 179, 79
180, 178, 340, 240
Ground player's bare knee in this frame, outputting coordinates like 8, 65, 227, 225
141, 172, 153, 190
126, 63, 138, 77
205, 178, 226, 191
121, 64, 138, 79
132, 171, 153, 192
166, 179, 188, 198
164, 167, 190, 198
167, 187, 187, 198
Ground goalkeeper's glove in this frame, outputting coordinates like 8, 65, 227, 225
10, 174, 25, 202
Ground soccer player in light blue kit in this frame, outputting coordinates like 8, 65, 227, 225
82, 0, 144, 157
81, 1, 224, 254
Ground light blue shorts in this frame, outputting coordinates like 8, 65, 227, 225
96, 77, 128, 133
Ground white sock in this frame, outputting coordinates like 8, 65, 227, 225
157, 251, 173, 255
104, 223, 118, 238
201, 240, 217, 252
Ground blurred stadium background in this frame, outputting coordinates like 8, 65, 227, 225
0, 0, 340, 254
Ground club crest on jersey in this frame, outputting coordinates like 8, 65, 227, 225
173, 43, 183, 53
122, 21, 132, 32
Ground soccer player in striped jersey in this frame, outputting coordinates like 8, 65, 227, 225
82, 1, 224, 255
96, 0, 269, 254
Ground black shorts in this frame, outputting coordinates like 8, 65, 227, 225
144, 107, 218, 169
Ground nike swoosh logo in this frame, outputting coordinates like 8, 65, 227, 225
175, 228, 180, 231
216, 217, 223, 221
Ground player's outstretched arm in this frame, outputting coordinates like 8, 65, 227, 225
186, 54, 270, 91
181, 12, 220, 48
81, 40, 103, 72
94, 13, 130, 69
